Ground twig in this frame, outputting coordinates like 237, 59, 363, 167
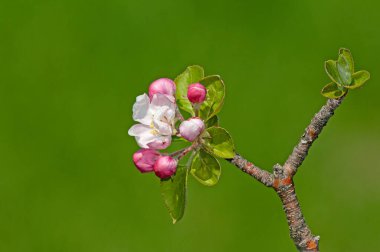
226, 97, 345, 251
226, 154, 273, 187
284, 96, 345, 176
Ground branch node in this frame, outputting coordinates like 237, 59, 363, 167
227, 96, 345, 251
273, 163, 283, 178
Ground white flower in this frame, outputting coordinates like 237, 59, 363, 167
128, 93, 176, 149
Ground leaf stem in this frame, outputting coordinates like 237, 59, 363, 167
172, 143, 199, 161
192, 103, 200, 117
176, 107, 185, 122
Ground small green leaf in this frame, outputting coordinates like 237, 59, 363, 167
160, 165, 188, 224
325, 60, 342, 85
203, 127, 235, 159
199, 75, 225, 121
191, 149, 221, 186
345, 70, 370, 89
321, 82, 347, 99
339, 48, 354, 73
337, 48, 354, 85
175, 66, 205, 115
171, 135, 188, 143
206, 115, 219, 128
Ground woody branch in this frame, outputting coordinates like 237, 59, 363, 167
226, 96, 344, 251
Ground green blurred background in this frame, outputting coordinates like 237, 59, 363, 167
1, 0, 379, 251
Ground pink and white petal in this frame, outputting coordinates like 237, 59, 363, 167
136, 133, 158, 149
153, 120, 172, 136
128, 124, 158, 148
135, 129, 159, 149
128, 124, 151, 137
152, 107, 173, 135
165, 94, 176, 103
147, 135, 172, 150
132, 94, 152, 125
163, 106, 176, 122
150, 94, 176, 112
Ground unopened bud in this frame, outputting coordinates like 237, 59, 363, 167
133, 149, 161, 173
179, 117, 205, 142
154, 156, 177, 179
187, 83, 207, 103
149, 78, 176, 100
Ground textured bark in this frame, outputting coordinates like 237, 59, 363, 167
284, 97, 344, 176
226, 97, 345, 251
227, 154, 274, 187
276, 182, 320, 251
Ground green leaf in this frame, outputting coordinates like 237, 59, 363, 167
160, 165, 188, 224
199, 75, 225, 121
345, 70, 370, 89
175, 66, 204, 116
325, 60, 342, 85
321, 82, 347, 99
337, 48, 354, 85
171, 135, 188, 143
203, 127, 235, 159
206, 115, 219, 128
339, 48, 354, 73
191, 149, 221, 186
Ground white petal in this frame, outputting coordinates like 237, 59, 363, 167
153, 121, 172, 136
128, 124, 157, 148
152, 107, 173, 135
164, 106, 175, 121
128, 124, 150, 136
137, 133, 158, 149
132, 94, 151, 125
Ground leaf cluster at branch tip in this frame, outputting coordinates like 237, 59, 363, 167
321, 48, 370, 99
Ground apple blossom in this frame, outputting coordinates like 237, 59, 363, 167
125, 56, 372, 248
133, 149, 161, 173
128, 93, 176, 149
149, 78, 176, 101
179, 117, 205, 142
187, 83, 207, 103
154, 156, 178, 179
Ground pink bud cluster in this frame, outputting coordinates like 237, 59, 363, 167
177, 83, 207, 141
133, 149, 177, 179
131, 78, 208, 179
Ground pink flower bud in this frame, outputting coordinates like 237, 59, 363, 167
149, 78, 176, 100
187, 83, 207, 103
154, 156, 177, 179
133, 149, 161, 173
179, 117, 205, 142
